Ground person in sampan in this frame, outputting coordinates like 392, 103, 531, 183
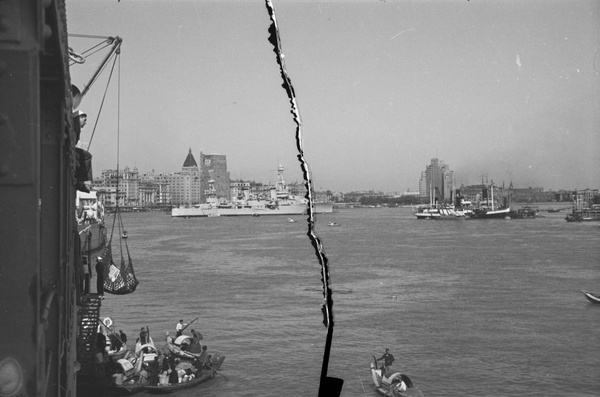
175, 319, 186, 337
376, 348, 395, 374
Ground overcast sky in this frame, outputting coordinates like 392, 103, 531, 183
68, 0, 600, 193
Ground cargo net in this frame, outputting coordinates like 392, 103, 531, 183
99, 212, 139, 295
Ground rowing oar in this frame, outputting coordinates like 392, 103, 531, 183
209, 366, 227, 379
180, 316, 199, 334
99, 320, 127, 348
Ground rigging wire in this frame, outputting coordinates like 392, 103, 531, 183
83, 40, 120, 98
117, 53, 124, 259
86, 50, 119, 150
81, 40, 114, 59
70, 33, 114, 40
68, 37, 114, 67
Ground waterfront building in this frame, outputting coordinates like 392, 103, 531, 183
169, 148, 201, 206
138, 181, 158, 206
95, 186, 117, 207
459, 183, 491, 205
577, 188, 599, 204
200, 152, 231, 203
98, 166, 140, 206
343, 190, 385, 202
401, 189, 421, 198
507, 184, 547, 203
139, 170, 171, 205
419, 158, 454, 204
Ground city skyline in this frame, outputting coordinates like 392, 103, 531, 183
102, 150, 593, 195
69, 1, 600, 193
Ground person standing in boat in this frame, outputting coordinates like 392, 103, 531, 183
198, 345, 210, 368
192, 357, 203, 374
168, 366, 179, 385
189, 329, 203, 353
175, 319, 186, 337
148, 356, 160, 386
191, 329, 203, 343
119, 330, 127, 346
139, 327, 149, 345
161, 354, 170, 374
376, 348, 395, 374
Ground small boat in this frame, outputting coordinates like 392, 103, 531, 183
370, 356, 423, 397
113, 354, 225, 395
143, 354, 225, 395
582, 290, 600, 304
327, 221, 341, 227
287, 218, 296, 223
111, 340, 162, 394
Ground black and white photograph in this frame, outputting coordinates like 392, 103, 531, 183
0, 1, 599, 396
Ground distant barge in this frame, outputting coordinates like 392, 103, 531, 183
565, 208, 600, 222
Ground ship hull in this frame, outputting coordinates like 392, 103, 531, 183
78, 223, 107, 253
172, 202, 333, 217
469, 207, 511, 219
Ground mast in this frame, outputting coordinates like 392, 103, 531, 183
491, 181, 495, 211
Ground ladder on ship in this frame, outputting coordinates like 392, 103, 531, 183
77, 295, 102, 379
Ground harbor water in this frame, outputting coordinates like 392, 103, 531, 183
100, 208, 600, 397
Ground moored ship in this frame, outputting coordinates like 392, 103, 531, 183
467, 181, 511, 219
172, 165, 333, 217
565, 192, 600, 222
414, 206, 464, 220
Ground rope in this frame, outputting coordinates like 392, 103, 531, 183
86, 50, 119, 150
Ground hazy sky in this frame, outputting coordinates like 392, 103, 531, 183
68, 0, 600, 193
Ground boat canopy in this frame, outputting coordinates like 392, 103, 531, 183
134, 339, 156, 354
174, 335, 192, 345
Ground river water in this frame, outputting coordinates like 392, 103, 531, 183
100, 208, 600, 397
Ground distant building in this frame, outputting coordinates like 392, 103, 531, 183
169, 148, 201, 206
98, 166, 140, 206
139, 170, 171, 205
419, 158, 454, 203
508, 184, 546, 203
343, 190, 385, 202
401, 189, 420, 197
200, 152, 230, 203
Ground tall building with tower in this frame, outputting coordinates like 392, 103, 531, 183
169, 148, 201, 206
419, 158, 454, 204
200, 152, 231, 203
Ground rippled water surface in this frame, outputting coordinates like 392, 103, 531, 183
101, 208, 600, 396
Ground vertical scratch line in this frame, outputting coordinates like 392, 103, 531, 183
264, 1, 340, 394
